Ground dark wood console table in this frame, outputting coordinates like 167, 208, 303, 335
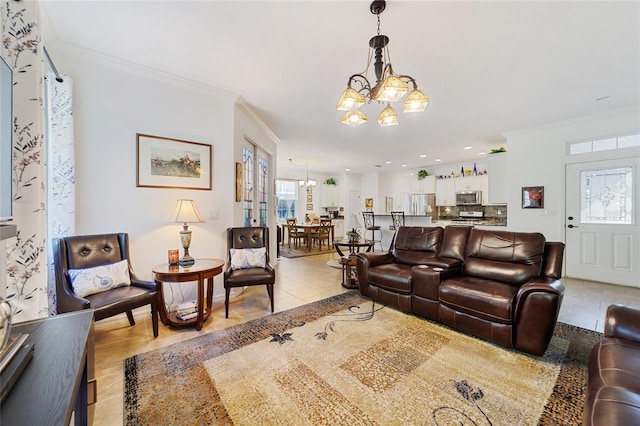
1, 309, 95, 425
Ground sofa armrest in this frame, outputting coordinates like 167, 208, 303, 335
512, 277, 565, 356
604, 304, 640, 342
356, 252, 396, 268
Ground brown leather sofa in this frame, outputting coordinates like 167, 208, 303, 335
356, 226, 565, 356
584, 304, 640, 425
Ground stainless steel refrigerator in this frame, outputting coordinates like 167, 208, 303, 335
404, 193, 437, 219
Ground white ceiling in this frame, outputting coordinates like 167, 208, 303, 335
40, 1, 640, 175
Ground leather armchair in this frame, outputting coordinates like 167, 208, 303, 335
53, 233, 159, 337
584, 304, 640, 425
224, 227, 275, 318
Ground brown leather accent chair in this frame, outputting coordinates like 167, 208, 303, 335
53, 233, 159, 337
224, 227, 275, 318
584, 304, 640, 425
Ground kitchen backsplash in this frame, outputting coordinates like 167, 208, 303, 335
438, 205, 508, 225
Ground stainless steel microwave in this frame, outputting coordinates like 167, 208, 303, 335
455, 190, 482, 205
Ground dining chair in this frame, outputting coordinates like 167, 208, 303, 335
311, 220, 331, 250
286, 218, 306, 248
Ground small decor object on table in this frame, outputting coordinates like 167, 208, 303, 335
168, 249, 179, 266
522, 186, 544, 209
347, 228, 361, 243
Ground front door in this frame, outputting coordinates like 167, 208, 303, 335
565, 156, 640, 287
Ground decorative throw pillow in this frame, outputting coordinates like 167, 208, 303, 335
68, 259, 131, 298
230, 247, 267, 270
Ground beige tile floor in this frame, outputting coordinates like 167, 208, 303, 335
91, 251, 639, 425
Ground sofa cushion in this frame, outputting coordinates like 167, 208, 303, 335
368, 264, 412, 294
588, 337, 640, 394
439, 225, 472, 261
584, 386, 640, 426
394, 227, 443, 266
463, 229, 545, 284
439, 276, 519, 324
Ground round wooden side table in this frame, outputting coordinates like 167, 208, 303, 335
152, 258, 224, 330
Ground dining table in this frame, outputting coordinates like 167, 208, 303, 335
284, 222, 335, 252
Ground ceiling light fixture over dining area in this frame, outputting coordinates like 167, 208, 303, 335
290, 159, 317, 188
336, 0, 429, 127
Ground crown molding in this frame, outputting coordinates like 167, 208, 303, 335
236, 96, 281, 146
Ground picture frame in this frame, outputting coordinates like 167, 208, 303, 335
306, 203, 313, 211
235, 162, 242, 202
136, 133, 212, 190
365, 198, 374, 209
522, 186, 544, 209
385, 196, 393, 213
306, 194, 313, 203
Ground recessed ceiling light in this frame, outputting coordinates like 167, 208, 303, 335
464, 146, 472, 150
435, 158, 442, 162
385, 161, 391, 164
419, 154, 426, 158
401, 164, 408, 167
345, 168, 350, 171
478, 151, 486, 155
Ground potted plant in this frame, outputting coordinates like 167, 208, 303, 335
417, 169, 428, 192
325, 178, 337, 185
347, 227, 360, 243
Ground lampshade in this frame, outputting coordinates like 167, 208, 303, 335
403, 88, 429, 113
171, 199, 205, 224
375, 74, 409, 102
377, 104, 400, 127
340, 110, 368, 127
348, 213, 363, 229
336, 87, 365, 111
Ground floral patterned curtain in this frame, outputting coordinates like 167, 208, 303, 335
45, 72, 75, 315
2, 1, 48, 321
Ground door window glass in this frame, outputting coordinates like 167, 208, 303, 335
580, 167, 633, 224
243, 147, 253, 227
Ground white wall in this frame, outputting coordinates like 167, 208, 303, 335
50, 46, 277, 305
504, 105, 640, 241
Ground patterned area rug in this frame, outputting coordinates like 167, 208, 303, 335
124, 292, 600, 425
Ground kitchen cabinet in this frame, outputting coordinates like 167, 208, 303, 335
488, 152, 507, 204
435, 179, 456, 206
323, 184, 339, 207
333, 218, 345, 239
408, 174, 435, 194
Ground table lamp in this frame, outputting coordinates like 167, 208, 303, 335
171, 199, 205, 266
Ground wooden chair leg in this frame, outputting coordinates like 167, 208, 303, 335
225, 287, 231, 318
267, 284, 274, 313
126, 310, 135, 326
151, 302, 159, 338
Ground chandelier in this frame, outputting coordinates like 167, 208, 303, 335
336, 0, 429, 127
290, 159, 317, 188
